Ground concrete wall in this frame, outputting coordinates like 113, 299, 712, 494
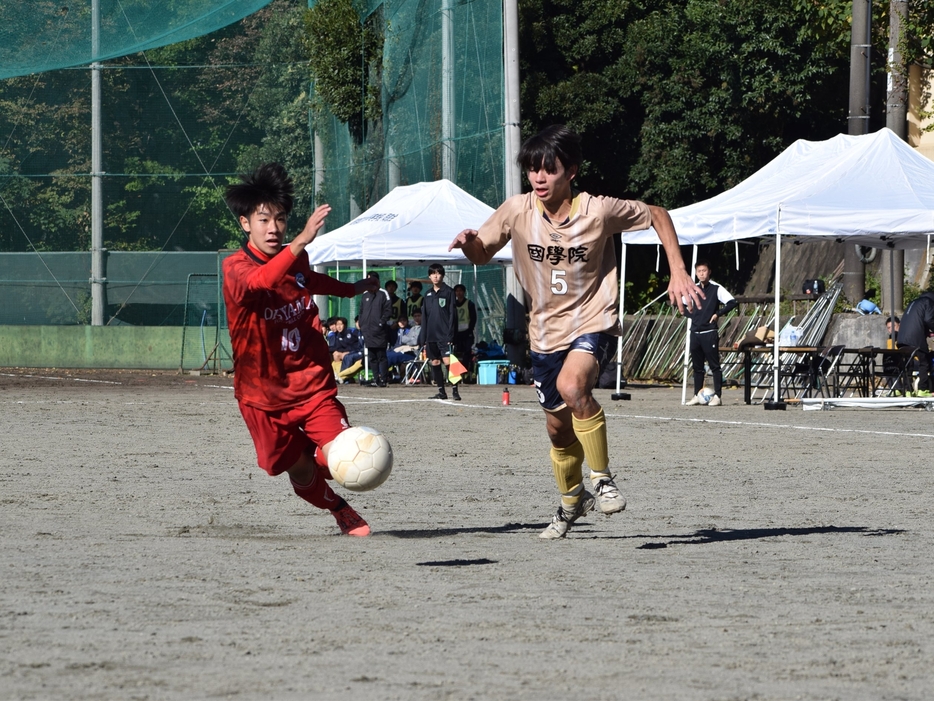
824, 313, 893, 349
0, 326, 186, 369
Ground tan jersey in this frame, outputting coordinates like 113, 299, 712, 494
477, 192, 651, 353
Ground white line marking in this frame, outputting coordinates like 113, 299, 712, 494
0, 372, 122, 385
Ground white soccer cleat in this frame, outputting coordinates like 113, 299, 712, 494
708, 394, 722, 406
685, 393, 703, 406
539, 491, 596, 539
592, 476, 627, 514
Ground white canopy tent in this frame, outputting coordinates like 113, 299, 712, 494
304, 178, 509, 381
622, 128, 934, 406
305, 179, 511, 267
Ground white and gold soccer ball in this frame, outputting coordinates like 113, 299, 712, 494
327, 426, 393, 492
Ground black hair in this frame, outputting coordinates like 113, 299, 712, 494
695, 259, 711, 270
225, 163, 294, 219
453, 284, 466, 294
887, 315, 901, 324
385, 279, 398, 290
408, 280, 423, 291
336, 317, 348, 326
367, 271, 380, 282
517, 124, 583, 174
428, 263, 445, 276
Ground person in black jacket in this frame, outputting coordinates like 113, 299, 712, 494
896, 291, 934, 393
684, 261, 737, 406
358, 272, 392, 387
453, 284, 477, 380
418, 263, 459, 400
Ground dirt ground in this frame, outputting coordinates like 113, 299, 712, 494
2, 368, 933, 700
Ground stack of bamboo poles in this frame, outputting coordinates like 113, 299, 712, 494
619, 283, 841, 387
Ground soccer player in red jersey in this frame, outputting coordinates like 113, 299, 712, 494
223, 163, 378, 536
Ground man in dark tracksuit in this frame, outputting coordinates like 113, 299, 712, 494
685, 260, 737, 406
896, 291, 934, 392
358, 272, 392, 387
418, 263, 460, 400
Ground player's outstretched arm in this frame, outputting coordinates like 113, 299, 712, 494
289, 204, 332, 256
353, 277, 379, 296
449, 228, 494, 265
648, 205, 704, 314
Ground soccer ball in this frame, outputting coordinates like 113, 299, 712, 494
327, 426, 393, 492
698, 388, 715, 405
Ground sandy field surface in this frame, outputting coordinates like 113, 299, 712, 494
1, 368, 933, 700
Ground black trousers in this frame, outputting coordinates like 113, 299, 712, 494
366, 347, 389, 385
690, 330, 722, 396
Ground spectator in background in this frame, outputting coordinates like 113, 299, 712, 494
358, 272, 392, 387
386, 316, 419, 378
453, 283, 477, 379
385, 279, 404, 323
406, 280, 424, 319
896, 292, 934, 393
684, 260, 737, 407
418, 264, 459, 401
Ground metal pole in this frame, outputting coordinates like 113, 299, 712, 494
441, 0, 456, 180
844, 0, 871, 306
681, 246, 698, 404
503, 0, 521, 198
502, 0, 525, 365
90, 0, 105, 325
884, 0, 908, 315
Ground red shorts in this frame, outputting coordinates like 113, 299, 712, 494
238, 396, 350, 476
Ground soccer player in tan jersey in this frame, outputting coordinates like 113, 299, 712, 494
450, 125, 702, 539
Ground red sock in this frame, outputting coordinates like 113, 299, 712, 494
291, 472, 343, 511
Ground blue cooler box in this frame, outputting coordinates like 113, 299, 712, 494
478, 360, 509, 385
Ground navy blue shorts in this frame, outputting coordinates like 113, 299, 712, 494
530, 332, 615, 411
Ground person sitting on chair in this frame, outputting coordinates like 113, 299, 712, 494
896, 293, 934, 393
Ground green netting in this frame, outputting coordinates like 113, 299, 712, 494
0, 251, 219, 325
0, 0, 506, 345
313, 0, 505, 221
0, 1, 273, 79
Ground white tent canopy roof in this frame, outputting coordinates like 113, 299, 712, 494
305, 179, 510, 266
626, 128, 934, 250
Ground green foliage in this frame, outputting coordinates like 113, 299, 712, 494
304, 0, 383, 142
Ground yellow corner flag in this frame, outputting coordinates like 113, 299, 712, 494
448, 353, 468, 384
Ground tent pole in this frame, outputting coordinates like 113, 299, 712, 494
612, 243, 630, 400
766, 208, 786, 410
363, 257, 369, 381
681, 246, 698, 404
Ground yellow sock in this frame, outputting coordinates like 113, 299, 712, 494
550, 441, 585, 510
572, 408, 611, 481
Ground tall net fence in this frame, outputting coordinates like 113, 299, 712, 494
314, 0, 505, 223
0, 0, 505, 337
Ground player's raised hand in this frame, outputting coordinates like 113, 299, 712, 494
449, 228, 479, 251
292, 204, 332, 249
669, 267, 704, 314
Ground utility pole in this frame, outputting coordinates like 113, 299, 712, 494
90, 0, 106, 325
844, 0, 872, 305
883, 0, 908, 316
502, 0, 525, 365
441, 0, 456, 180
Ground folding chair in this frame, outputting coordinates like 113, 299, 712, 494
875, 346, 920, 397
403, 354, 430, 385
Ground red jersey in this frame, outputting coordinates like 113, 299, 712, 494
223, 242, 356, 410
